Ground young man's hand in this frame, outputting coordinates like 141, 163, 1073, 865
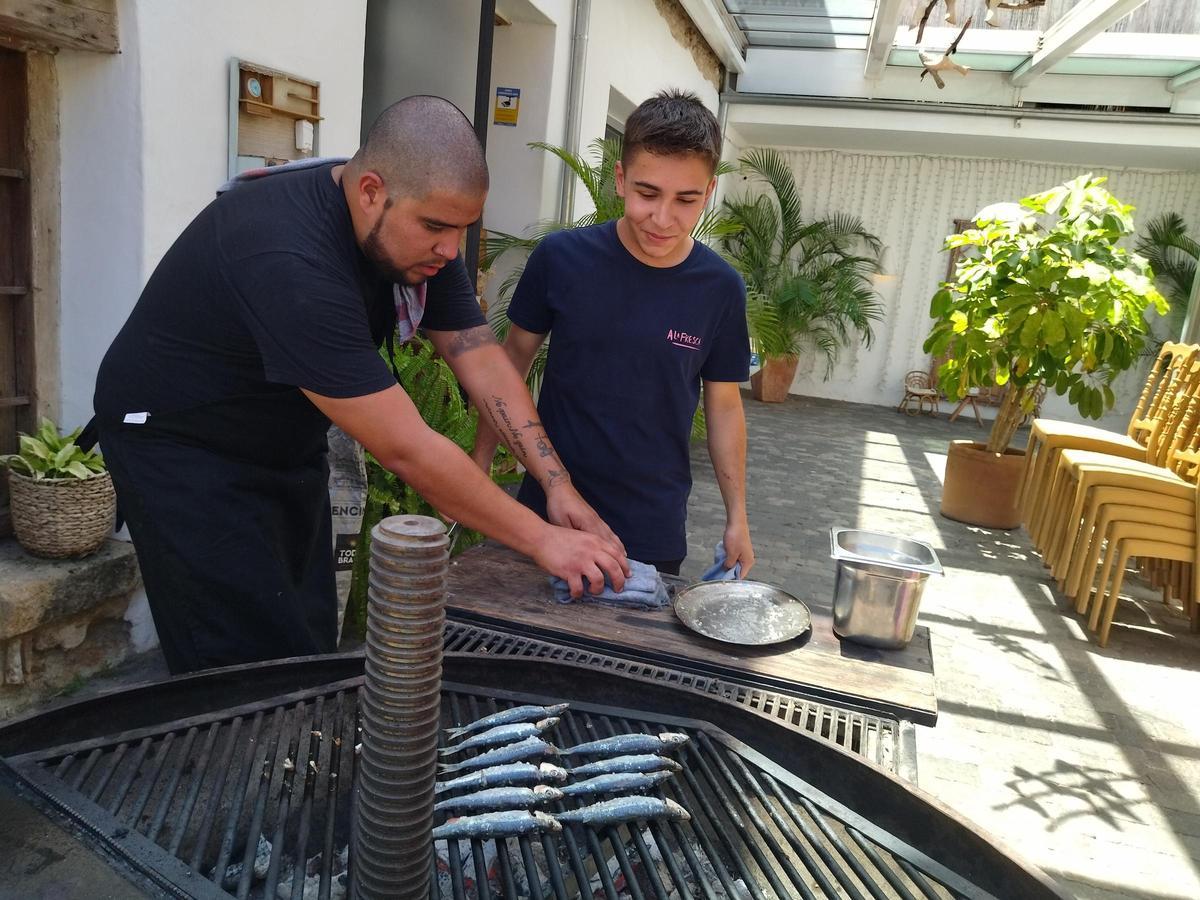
723, 518, 755, 579
545, 483, 628, 563
532, 523, 629, 597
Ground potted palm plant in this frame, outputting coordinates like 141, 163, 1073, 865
1136, 212, 1196, 346
925, 174, 1167, 529
719, 148, 884, 402
2, 419, 115, 558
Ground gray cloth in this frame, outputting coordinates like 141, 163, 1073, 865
700, 541, 742, 581
550, 559, 669, 610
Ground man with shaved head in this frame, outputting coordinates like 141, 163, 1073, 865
93, 96, 627, 674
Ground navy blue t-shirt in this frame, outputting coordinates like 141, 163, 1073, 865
508, 220, 749, 561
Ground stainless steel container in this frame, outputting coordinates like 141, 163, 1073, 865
830, 528, 942, 649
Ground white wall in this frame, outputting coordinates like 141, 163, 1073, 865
362, 0, 480, 138
736, 147, 1200, 427
485, 0, 720, 230
478, 0, 721, 311
56, 0, 368, 429
136, 1, 367, 270
57, 0, 145, 430
486, 4, 563, 234
573, 0, 719, 219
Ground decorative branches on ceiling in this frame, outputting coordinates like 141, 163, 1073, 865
919, 16, 973, 89
918, 0, 1046, 39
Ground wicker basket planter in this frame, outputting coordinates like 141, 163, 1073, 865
9, 470, 116, 559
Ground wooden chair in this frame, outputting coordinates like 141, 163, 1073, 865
1020, 343, 1200, 538
1040, 391, 1200, 636
898, 370, 940, 416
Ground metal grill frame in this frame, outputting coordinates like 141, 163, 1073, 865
0, 653, 1069, 900
443, 618, 916, 779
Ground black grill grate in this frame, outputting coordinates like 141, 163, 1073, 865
11, 680, 976, 900
443, 619, 913, 777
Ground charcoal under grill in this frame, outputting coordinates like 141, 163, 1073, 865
0, 653, 1067, 900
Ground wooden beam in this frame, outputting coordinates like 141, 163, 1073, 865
864, 0, 905, 81
1167, 64, 1200, 94
1009, 0, 1148, 88
0, 0, 118, 54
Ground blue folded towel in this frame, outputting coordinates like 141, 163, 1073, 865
700, 541, 742, 582
550, 559, 669, 610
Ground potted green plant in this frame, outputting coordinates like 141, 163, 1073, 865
1, 419, 115, 558
719, 148, 884, 402
1136, 212, 1196, 347
925, 174, 1167, 529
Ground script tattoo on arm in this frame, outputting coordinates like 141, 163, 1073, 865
483, 397, 570, 489
443, 325, 497, 359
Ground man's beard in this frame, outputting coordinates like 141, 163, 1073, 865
363, 215, 420, 285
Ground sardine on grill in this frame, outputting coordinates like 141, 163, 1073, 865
566, 754, 683, 777
559, 771, 674, 798
434, 761, 569, 794
555, 796, 691, 826
444, 704, 570, 740
431, 810, 562, 841
433, 784, 564, 813
560, 733, 689, 757
436, 737, 560, 774
438, 718, 559, 755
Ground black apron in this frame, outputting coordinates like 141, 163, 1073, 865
95, 390, 336, 674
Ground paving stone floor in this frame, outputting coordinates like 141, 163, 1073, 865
679, 393, 1200, 900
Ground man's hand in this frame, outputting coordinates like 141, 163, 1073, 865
531, 523, 628, 598
723, 518, 755, 579
545, 482, 628, 563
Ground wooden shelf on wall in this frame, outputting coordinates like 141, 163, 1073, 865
238, 98, 322, 123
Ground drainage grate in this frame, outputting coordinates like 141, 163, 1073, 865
443, 619, 914, 778
12, 681, 975, 900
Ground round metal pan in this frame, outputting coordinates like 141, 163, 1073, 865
672, 580, 812, 646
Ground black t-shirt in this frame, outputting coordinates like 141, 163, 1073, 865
94, 163, 484, 463
508, 220, 749, 561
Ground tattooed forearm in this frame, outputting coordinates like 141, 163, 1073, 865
484, 399, 571, 488
485, 396, 525, 457
528, 420, 554, 458
443, 325, 497, 359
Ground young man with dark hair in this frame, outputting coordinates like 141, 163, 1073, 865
472, 89, 755, 577
94, 96, 628, 674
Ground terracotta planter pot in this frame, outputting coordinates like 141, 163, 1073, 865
750, 355, 799, 403
939, 440, 1026, 530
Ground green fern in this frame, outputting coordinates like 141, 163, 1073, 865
340, 336, 487, 642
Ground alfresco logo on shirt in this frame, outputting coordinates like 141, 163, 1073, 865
666, 328, 702, 350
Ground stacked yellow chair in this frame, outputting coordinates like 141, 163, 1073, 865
1040, 364, 1200, 579
1041, 374, 1200, 645
1019, 342, 1199, 540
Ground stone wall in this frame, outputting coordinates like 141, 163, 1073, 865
0, 538, 144, 719
652, 0, 722, 91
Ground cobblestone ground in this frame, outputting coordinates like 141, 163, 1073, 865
683, 392, 1200, 900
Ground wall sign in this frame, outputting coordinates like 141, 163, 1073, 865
494, 87, 520, 126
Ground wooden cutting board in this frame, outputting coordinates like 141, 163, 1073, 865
446, 543, 937, 724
